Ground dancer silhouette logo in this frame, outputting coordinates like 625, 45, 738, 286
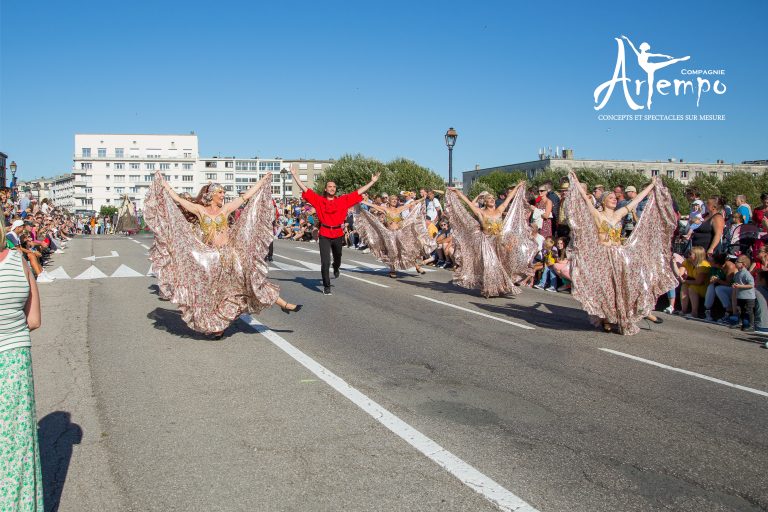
594, 35, 726, 111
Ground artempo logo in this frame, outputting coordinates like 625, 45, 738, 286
594, 35, 727, 111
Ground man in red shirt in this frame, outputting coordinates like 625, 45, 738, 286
289, 168, 380, 295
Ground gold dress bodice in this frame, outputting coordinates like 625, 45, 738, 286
385, 213, 403, 225
598, 219, 624, 245
483, 218, 503, 236
200, 212, 228, 243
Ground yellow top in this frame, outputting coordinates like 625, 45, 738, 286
385, 214, 403, 224
200, 212, 228, 242
483, 218, 503, 236
598, 219, 624, 245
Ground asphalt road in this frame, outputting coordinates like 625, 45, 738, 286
31, 235, 768, 512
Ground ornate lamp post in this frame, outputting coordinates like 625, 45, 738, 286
280, 167, 289, 205
444, 127, 458, 188
9, 161, 17, 201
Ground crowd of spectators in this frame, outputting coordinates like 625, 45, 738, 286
2, 189, 77, 282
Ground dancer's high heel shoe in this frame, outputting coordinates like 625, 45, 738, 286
602, 322, 612, 333
281, 304, 303, 314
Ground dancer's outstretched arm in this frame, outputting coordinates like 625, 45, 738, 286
222, 172, 272, 216
357, 173, 381, 195
361, 200, 387, 213
395, 196, 426, 214
497, 182, 525, 213
448, 187, 484, 220
288, 168, 309, 194
617, 177, 656, 217
160, 175, 203, 217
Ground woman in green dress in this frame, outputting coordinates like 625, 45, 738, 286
0, 220, 44, 511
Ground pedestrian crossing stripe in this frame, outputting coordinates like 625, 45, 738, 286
47, 267, 72, 279
75, 266, 108, 280
111, 264, 145, 278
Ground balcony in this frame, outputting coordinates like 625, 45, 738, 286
74, 154, 196, 161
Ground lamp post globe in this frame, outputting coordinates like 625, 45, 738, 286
444, 127, 458, 188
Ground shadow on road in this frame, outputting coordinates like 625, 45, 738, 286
146, 307, 244, 340
272, 276, 324, 294
38, 411, 83, 512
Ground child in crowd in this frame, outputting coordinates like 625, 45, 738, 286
534, 237, 558, 291
731, 255, 756, 332
683, 199, 704, 240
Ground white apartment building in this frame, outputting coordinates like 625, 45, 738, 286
72, 133, 200, 213
51, 174, 75, 211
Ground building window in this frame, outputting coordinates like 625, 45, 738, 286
146, 163, 156, 170
271, 185, 281, 194
225, 173, 234, 181
206, 173, 217, 180
696, 171, 703, 178
182, 175, 194, 182
313, 174, 321, 181
651, 169, 659, 177
299, 163, 308, 170
284, 185, 292, 192
259, 161, 281, 171
82, 148, 91, 157
81, 162, 92, 170
182, 187, 194, 193
272, 174, 280, 183
224, 185, 233, 192
84, 187, 92, 194
115, 163, 124, 170
106, 175, 110, 180
313, 163, 322, 170
129, 175, 141, 182
115, 187, 125, 194
182, 163, 193, 170
723, 172, 731, 178
98, 148, 107, 158
666, 170, 674, 178
115, 148, 124, 158
130, 163, 140, 170
680, 171, 688, 178
299, 174, 308, 181
144, 175, 154, 182
183, 152, 192, 158
205, 161, 218, 168
114, 175, 125, 182
710, 171, 718, 177
160, 163, 170, 170
105, 199, 110, 203
225, 161, 233, 168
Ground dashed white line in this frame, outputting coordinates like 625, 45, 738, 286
140, 244, 150, 250
241, 316, 538, 512
339, 272, 390, 288
599, 348, 768, 398
414, 295, 535, 330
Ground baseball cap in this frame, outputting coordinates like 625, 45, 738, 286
625, 186, 637, 193
692, 199, 704, 206
11, 220, 24, 230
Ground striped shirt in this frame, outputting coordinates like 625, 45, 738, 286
0, 249, 31, 352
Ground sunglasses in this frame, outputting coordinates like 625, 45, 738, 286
538, 189, 547, 192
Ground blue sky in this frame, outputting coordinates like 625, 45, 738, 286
1, 0, 766, 180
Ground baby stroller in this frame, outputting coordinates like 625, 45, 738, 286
726, 223, 761, 258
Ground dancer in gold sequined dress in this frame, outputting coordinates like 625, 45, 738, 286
144, 172, 301, 337
445, 183, 537, 298
565, 172, 677, 335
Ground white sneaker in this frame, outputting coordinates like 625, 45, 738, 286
545, 287, 557, 292
361, 249, 370, 254
533, 284, 543, 290
55, 249, 65, 254
663, 305, 674, 315
36, 272, 54, 283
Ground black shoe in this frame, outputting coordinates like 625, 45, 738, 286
266, 257, 273, 262
281, 304, 303, 314
323, 287, 332, 296
333, 268, 340, 279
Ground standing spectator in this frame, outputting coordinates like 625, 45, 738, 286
535, 185, 553, 238
735, 195, 752, 224
556, 181, 570, 237
622, 186, 638, 238
731, 255, 756, 331
0, 220, 44, 510
425, 190, 442, 222
692, 195, 726, 259
592, 184, 605, 205
543, 180, 561, 230
19, 193, 31, 217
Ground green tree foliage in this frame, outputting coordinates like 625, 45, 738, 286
660, 176, 688, 212
467, 180, 496, 199
100, 205, 118, 217
387, 158, 444, 193
686, 174, 721, 200
473, 170, 528, 194
719, 172, 760, 207
315, 154, 394, 196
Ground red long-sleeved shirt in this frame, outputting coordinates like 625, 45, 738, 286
302, 189, 362, 239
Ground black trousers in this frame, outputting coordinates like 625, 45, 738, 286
737, 298, 756, 328
319, 235, 343, 287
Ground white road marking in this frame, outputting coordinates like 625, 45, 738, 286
348, 259, 388, 270
74, 265, 108, 280
271, 260, 310, 272
298, 247, 320, 254
140, 244, 150, 250
110, 264, 145, 278
147, 264, 156, 277
47, 267, 72, 280
83, 250, 119, 261
242, 316, 538, 512
599, 348, 768, 398
339, 272, 390, 288
414, 295, 535, 330
274, 254, 322, 271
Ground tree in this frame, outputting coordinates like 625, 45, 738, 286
687, 174, 721, 201
719, 171, 760, 207
467, 180, 496, 199
474, 170, 528, 194
387, 158, 444, 193
100, 205, 118, 217
660, 176, 688, 213
315, 154, 394, 196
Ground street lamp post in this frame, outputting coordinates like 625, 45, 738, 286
9, 161, 17, 201
444, 127, 458, 188
280, 168, 289, 206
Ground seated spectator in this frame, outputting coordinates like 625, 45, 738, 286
704, 253, 736, 322
682, 200, 704, 240
434, 219, 454, 268
533, 237, 558, 291
754, 271, 768, 333
551, 236, 571, 292
681, 246, 711, 318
